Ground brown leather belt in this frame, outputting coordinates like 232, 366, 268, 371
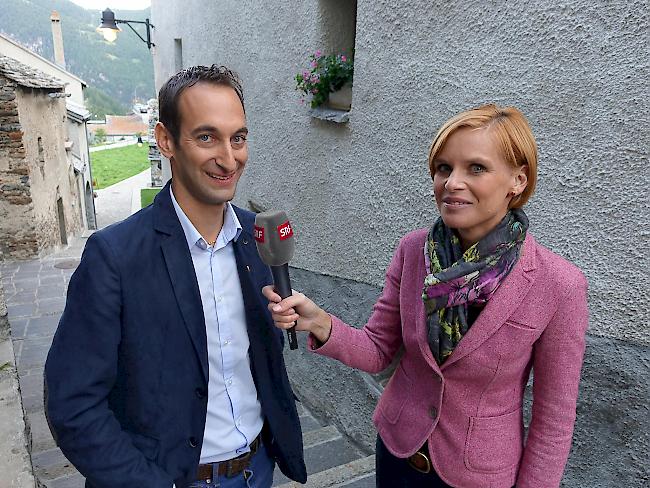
196, 434, 262, 480
407, 443, 432, 474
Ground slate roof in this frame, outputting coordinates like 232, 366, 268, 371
0, 54, 66, 90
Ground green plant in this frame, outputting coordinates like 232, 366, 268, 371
94, 127, 107, 144
295, 50, 353, 108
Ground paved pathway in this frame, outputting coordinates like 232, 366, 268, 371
89, 138, 140, 153
1, 235, 375, 487
1, 237, 89, 488
94, 168, 151, 228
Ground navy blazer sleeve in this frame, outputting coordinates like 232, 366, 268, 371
44, 232, 173, 487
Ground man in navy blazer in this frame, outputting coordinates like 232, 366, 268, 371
45, 66, 307, 487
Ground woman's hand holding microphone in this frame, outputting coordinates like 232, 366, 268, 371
262, 287, 332, 345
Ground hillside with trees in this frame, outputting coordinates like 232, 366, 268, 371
0, 0, 154, 119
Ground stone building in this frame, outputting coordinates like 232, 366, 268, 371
150, 1, 648, 484
0, 56, 84, 259
1, 14, 97, 232
0, 11, 97, 259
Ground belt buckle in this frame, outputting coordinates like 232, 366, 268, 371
408, 450, 432, 474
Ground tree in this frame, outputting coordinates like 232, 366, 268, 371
94, 128, 107, 144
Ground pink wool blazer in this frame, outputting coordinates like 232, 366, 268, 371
311, 230, 589, 488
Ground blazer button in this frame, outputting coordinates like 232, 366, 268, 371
429, 406, 438, 419
189, 437, 198, 448
195, 387, 206, 399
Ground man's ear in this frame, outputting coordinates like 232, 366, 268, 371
155, 122, 175, 160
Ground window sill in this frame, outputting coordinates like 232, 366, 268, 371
308, 107, 350, 123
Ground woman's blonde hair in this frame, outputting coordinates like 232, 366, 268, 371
428, 104, 538, 208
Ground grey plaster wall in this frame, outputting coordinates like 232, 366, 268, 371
151, 2, 649, 483
151, 0, 649, 344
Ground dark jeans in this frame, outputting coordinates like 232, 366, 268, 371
375, 435, 452, 488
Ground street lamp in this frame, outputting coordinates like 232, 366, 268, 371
96, 8, 155, 49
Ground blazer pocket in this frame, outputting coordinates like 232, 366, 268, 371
464, 409, 523, 474
377, 364, 411, 424
127, 431, 160, 461
504, 319, 539, 332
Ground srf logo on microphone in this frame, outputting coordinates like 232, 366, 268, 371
254, 225, 265, 243
277, 221, 293, 240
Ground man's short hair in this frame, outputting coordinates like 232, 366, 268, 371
158, 65, 245, 144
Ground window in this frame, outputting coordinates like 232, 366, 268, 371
311, 0, 357, 122
318, 0, 357, 57
174, 38, 183, 72
37, 136, 45, 177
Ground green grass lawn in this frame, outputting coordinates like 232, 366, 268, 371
90, 144, 150, 189
141, 188, 161, 208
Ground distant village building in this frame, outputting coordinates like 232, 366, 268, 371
0, 55, 85, 259
87, 113, 148, 144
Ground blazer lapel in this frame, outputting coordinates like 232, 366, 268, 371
232, 229, 277, 376
153, 184, 209, 382
232, 230, 273, 339
440, 235, 537, 371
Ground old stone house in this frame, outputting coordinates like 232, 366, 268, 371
0, 56, 85, 259
0, 13, 97, 237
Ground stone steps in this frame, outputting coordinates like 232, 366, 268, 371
272, 402, 375, 487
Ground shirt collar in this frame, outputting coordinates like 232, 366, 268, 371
169, 186, 242, 251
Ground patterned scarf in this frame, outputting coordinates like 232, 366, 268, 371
422, 209, 528, 364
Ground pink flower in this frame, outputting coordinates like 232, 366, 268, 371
302, 70, 310, 80
310, 74, 320, 83
313, 88, 319, 94
310, 60, 318, 68
314, 49, 322, 58
341, 55, 347, 62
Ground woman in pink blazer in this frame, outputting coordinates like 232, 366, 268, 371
264, 104, 589, 488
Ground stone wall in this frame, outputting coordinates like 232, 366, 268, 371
0, 76, 37, 260
16, 86, 82, 253
0, 76, 83, 260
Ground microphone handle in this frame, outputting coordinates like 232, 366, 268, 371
271, 263, 298, 350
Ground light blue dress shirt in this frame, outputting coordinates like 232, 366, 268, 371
170, 189, 264, 463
